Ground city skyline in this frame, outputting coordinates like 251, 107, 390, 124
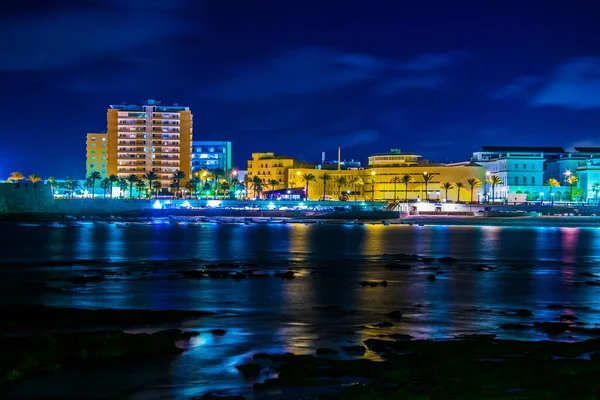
2, 1, 600, 178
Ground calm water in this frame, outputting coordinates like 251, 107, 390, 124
2, 221, 600, 399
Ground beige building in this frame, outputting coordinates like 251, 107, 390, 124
85, 133, 108, 178
287, 150, 486, 202
247, 153, 295, 196
107, 99, 193, 188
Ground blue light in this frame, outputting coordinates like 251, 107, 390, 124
152, 200, 162, 209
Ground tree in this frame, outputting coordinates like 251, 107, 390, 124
545, 178, 560, 205
422, 173, 434, 201
566, 175, 579, 203
126, 174, 138, 199
172, 170, 186, 197
83, 177, 93, 196
486, 175, 502, 203
319, 173, 332, 199
301, 173, 316, 200
365, 177, 377, 202
390, 176, 403, 202
8, 172, 24, 186
88, 171, 101, 198
252, 176, 263, 199
441, 182, 454, 201
349, 176, 363, 202
220, 180, 231, 198
118, 178, 128, 199
27, 174, 42, 189
144, 171, 158, 198
399, 174, 413, 203
189, 176, 200, 199
100, 177, 111, 199
135, 179, 146, 199
65, 176, 79, 199
267, 179, 279, 199
333, 176, 348, 197
47, 176, 58, 197
467, 178, 482, 203
572, 187, 585, 202
153, 181, 162, 198
243, 175, 252, 198
109, 175, 119, 198
455, 182, 465, 203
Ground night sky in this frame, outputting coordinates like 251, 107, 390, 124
2, 0, 600, 179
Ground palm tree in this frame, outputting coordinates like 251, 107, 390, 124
486, 175, 502, 203
172, 170, 186, 197
267, 179, 279, 199
455, 182, 465, 202
593, 183, 600, 204
252, 176, 263, 199
566, 175, 579, 203
65, 176, 79, 199
118, 178, 128, 199
243, 175, 252, 198
47, 176, 58, 197
441, 182, 454, 201
365, 176, 377, 202
422, 172, 434, 201
349, 176, 363, 201
301, 173, 316, 200
153, 181, 162, 198
27, 174, 42, 189
109, 174, 119, 198
333, 176, 348, 197
390, 176, 402, 202
467, 178, 482, 203
144, 171, 158, 198
135, 179, 146, 199
88, 171, 101, 198
399, 174, 413, 203
189, 176, 200, 199
220, 181, 231, 198
545, 178, 560, 205
126, 174, 138, 199
100, 178, 111, 199
8, 172, 24, 186
319, 173, 332, 200
83, 178, 93, 197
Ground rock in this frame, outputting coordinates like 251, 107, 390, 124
579, 272, 598, 277
370, 281, 379, 287
386, 333, 413, 341
426, 275, 436, 281
235, 363, 262, 378
438, 257, 458, 264
316, 348, 339, 355
423, 257, 435, 264
372, 322, 394, 328
515, 309, 534, 317
384, 263, 413, 270
384, 311, 403, 320
275, 271, 295, 279
210, 329, 227, 336
590, 352, 600, 361
559, 315, 579, 321
380, 280, 388, 287
361, 281, 380, 287
500, 323, 532, 330
67, 275, 105, 284
342, 345, 366, 355
533, 322, 572, 334
584, 281, 600, 286
455, 334, 497, 340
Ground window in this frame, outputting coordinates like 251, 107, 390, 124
523, 176, 527, 184
91, 143, 96, 147
91, 137, 96, 141
531, 164, 535, 169
523, 164, 526, 169
102, 137, 106, 141
531, 176, 535, 184
91, 157, 96, 160
515, 176, 519, 185
515, 164, 518, 169
91, 150, 96, 154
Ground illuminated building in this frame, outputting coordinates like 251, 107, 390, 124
247, 153, 295, 198
107, 99, 193, 188
191, 141, 232, 172
545, 147, 600, 201
86, 133, 108, 178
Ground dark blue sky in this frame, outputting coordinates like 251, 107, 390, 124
2, 0, 600, 178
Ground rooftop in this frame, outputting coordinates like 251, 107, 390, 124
480, 146, 565, 153
574, 147, 600, 153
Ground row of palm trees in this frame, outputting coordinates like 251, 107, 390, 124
6, 172, 43, 187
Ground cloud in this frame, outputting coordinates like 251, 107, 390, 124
531, 57, 600, 109
398, 52, 468, 71
376, 75, 445, 96
489, 76, 544, 100
0, 1, 196, 71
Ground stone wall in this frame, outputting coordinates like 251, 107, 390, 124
0, 183, 54, 213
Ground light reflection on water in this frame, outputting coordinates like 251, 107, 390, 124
3, 222, 600, 398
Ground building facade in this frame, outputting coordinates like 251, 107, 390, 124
545, 147, 600, 201
107, 99, 192, 188
85, 133, 108, 179
472, 146, 564, 202
191, 141, 232, 173
247, 153, 295, 197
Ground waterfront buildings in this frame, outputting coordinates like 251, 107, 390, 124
85, 133, 108, 178
191, 141, 232, 173
545, 147, 600, 201
247, 153, 296, 197
106, 99, 193, 188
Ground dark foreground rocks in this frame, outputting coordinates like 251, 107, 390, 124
0, 305, 212, 332
251, 338, 600, 399
0, 329, 197, 386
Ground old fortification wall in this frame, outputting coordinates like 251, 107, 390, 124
0, 183, 54, 213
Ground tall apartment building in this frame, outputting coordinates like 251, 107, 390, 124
191, 141, 232, 173
86, 133, 108, 178
107, 99, 192, 188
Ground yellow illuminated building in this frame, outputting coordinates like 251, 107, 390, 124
287, 150, 486, 202
107, 99, 193, 188
86, 133, 108, 178
247, 153, 295, 197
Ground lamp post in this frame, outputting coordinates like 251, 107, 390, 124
422, 171, 428, 201
540, 192, 544, 205
485, 171, 491, 203
371, 170, 376, 209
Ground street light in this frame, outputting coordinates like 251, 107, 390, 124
540, 192, 544, 205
